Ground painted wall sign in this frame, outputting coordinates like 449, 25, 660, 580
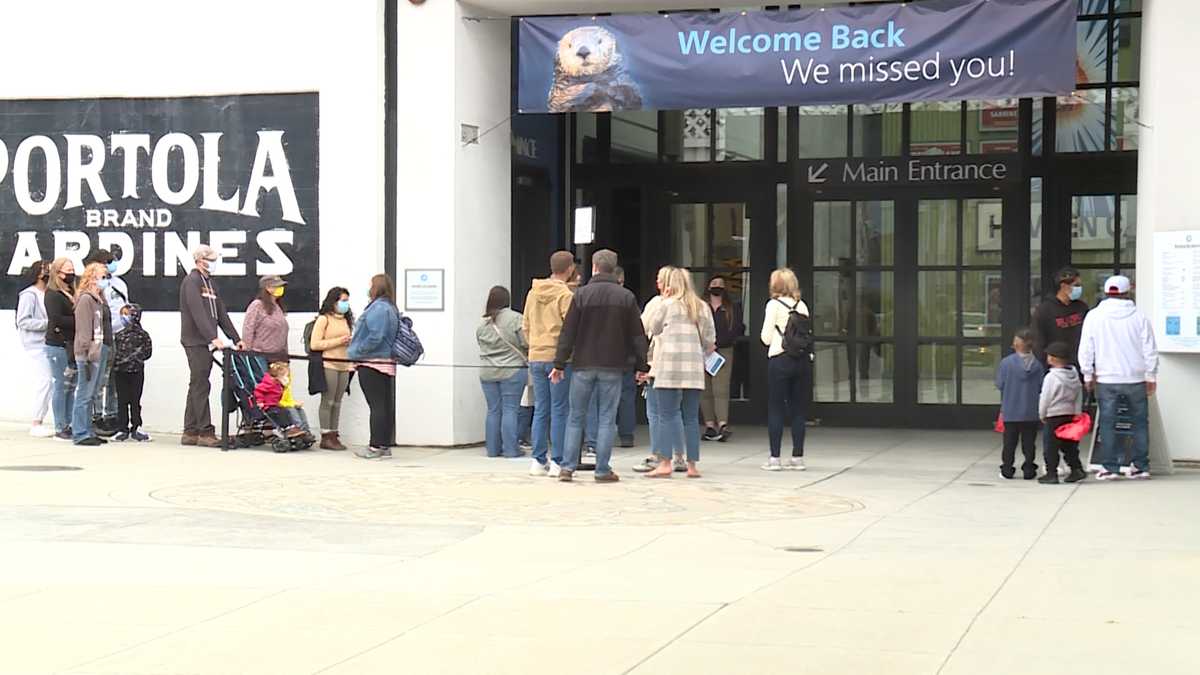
0, 93, 319, 310
518, 0, 1076, 113
803, 156, 1019, 188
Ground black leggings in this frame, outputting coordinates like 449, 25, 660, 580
358, 367, 394, 448
767, 354, 812, 458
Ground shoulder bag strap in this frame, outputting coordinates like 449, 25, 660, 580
490, 320, 528, 365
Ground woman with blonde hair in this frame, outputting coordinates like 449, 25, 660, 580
633, 265, 679, 473
643, 267, 716, 478
760, 267, 813, 471
70, 262, 111, 445
43, 257, 78, 440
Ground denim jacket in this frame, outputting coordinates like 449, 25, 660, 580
347, 299, 398, 361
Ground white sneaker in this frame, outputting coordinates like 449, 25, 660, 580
529, 459, 549, 477
29, 425, 55, 438
1128, 469, 1151, 480
583, 449, 597, 464
1095, 469, 1120, 481
547, 461, 562, 478
761, 457, 783, 472
786, 457, 807, 471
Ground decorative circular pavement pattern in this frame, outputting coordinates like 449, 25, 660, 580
151, 471, 863, 527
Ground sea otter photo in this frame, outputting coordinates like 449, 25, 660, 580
547, 26, 644, 113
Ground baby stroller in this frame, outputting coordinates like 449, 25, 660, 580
225, 353, 315, 453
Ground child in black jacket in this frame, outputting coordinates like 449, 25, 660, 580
112, 304, 153, 441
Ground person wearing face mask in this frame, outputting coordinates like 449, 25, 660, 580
111, 304, 153, 442
179, 245, 243, 447
15, 261, 55, 437
701, 274, 744, 442
309, 287, 355, 450
71, 263, 110, 446
82, 250, 123, 436
1032, 267, 1089, 368
44, 257, 78, 440
242, 276, 290, 360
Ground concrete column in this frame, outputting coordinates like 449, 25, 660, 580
1136, 0, 1200, 465
395, 2, 511, 445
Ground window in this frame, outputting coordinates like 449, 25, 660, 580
1057, 0, 1142, 152
1070, 193, 1137, 304
811, 200, 896, 403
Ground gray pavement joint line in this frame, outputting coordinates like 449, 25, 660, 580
64, 586, 296, 672
621, 602, 730, 675
933, 482, 1082, 675
308, 533, 671, 672
309, 596, 483, 674
794, 436, 916, 491
656, 444, 999, 650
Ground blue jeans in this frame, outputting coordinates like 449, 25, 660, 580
72, 351, 106, 442
518, 405, 533, 444
481, 369, 527, 457
98, 351, 117, 420
561, 369, 622, 475
651, 387, 701, 462
1096, 382, 1150, 472
45, 346, 75, 433
586, 370, 637, 447
530, 361, 571, 466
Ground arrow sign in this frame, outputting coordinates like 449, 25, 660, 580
807, 162, 829, 184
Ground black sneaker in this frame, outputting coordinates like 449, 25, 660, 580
113, 432, 130, 442
999, 467, 1016, 480
55, 429, 73, 442
703, 428, 719, 441
75, 437, 103, 446
1064, 468, 1087, 483
1037, 474, 1060, 485
618, 437, 635, 448
717, 425, 732, 442
1023, 468, 1039, 480
95, 424, 118, 438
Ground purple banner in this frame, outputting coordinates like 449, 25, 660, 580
518, 0, 1076, 113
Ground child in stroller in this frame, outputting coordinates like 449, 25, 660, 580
253, 361, 316, 452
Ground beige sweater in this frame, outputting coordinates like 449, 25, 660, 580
310, 314, 353, 372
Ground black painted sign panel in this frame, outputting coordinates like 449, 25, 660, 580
802, 155, 1020, 188
0, 92, 319, 310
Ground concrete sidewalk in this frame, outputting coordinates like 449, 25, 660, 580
1, 424, 1196, 675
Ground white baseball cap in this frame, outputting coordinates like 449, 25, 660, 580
1104, 275, 1131, 295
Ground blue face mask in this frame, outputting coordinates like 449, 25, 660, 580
98, 278, 111, 291
336, 300, 351, 315
1069, 285, 1083, 301
106, 261, 118, 275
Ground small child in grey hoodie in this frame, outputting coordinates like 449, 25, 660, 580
1039, 342, 1086, 484
995, 328, 1045, 480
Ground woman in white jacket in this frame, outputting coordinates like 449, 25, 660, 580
15, 261, 54, 437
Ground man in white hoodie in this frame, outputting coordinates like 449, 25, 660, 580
1077, 275, 1158, 480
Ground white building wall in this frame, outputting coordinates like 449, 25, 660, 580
0, 0, 385, 445
395, 2, 511, 445
1136, 0, 1200, 463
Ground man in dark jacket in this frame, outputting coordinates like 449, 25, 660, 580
550, 249, 649, 483
179, 245, 242, 447
1032, 267, 1089, 366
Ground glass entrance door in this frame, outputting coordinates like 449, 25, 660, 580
651, 185, 776, 421
808, 192, 1013, 426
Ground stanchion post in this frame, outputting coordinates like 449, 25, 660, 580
220, 348, 232, 451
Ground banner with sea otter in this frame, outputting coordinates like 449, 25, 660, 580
517, 0, 1074, 114
0, 93, 319, 311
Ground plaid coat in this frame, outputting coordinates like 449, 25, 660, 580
644, 297, 716, 390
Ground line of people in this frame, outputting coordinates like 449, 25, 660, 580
996, 268, 1158, 483
475, 248, 816, 480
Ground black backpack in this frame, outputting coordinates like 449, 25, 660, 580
302, 318, 317, 355
774, 298, 814, 359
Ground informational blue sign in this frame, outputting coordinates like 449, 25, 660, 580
518, 0, 1076, 113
